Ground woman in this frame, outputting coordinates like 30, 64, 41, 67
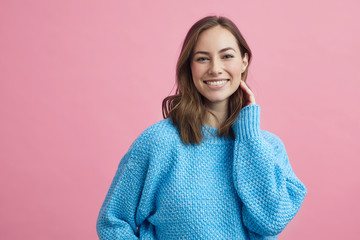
96, 15, 307, 239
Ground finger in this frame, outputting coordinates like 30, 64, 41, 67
240, 80, 256, 105
240, 80, 253, 95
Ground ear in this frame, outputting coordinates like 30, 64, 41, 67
241, 53, 249, 73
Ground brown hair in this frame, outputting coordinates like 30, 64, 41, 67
162, 15, 253, 145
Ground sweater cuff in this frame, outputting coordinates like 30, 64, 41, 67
233, 104, 260, 141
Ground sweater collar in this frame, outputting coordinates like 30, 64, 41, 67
200, 124, 234, 145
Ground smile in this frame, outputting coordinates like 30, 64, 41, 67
204, 79, 229, 85
205, 80, 228, 86
203, 79, 229, 89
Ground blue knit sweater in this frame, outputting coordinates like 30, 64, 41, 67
96, 104, 307, 239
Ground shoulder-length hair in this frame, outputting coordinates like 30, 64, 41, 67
162, 15, 253, 145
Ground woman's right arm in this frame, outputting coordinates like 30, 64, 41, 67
96, 135, 151, 240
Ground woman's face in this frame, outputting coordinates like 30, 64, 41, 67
190, 25, 248, 107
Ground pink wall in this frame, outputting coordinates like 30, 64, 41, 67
1, 0, 359, 239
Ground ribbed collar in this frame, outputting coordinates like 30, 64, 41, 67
200, 124, 234, 145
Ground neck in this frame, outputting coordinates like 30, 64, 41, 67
204, 99, 228, 128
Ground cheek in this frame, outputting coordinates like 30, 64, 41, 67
227, 62, 243, 77
190, 64, 204, 79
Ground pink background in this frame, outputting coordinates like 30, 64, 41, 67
1, 0, 359, 239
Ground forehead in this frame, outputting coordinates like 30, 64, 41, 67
193, 25, 239, 51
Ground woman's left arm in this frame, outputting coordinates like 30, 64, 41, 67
232, 104, 307, 237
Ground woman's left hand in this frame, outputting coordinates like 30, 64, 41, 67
240, 80, 256, 107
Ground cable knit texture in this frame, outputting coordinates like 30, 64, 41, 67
96, 104, 307, 240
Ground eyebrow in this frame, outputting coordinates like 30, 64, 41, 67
193, 47, 236, 56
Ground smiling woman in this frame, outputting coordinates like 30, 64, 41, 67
162, 16, 254, 144
190, 25, 249, 128
96, 15, 307, 240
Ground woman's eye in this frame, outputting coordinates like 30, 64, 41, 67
196, 57, 208, 62
223, 54, 234, 59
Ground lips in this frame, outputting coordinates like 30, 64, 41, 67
203, 79, 229, 83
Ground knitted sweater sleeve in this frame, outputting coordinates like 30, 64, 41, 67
96, 130, 154, 240
232, 104, 307, 236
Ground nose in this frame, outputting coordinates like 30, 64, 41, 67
208, 58, 223, 75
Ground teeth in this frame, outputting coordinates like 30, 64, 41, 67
206, 80, 228, 86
